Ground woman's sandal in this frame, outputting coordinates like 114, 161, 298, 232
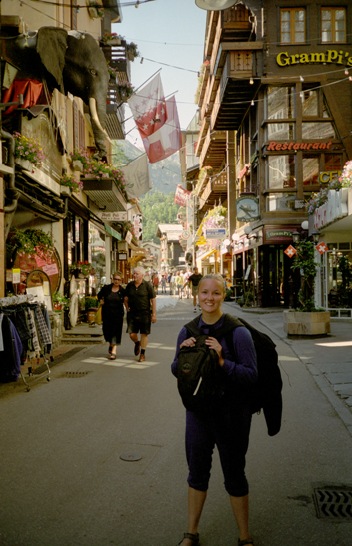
109, 354, 116, 360
238, 538, 254, 546
178, 532, 200, 545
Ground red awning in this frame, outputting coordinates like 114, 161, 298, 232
2, 79, 44, 115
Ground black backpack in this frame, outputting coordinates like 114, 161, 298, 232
177, 331, 220, 414
177, 314, 283, 436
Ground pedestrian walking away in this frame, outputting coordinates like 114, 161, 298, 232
184, 267, 203, 312
124, 266, 157, 362
97, 272, 125, 360
171, 274, 258, 546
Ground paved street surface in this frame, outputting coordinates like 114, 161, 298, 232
0, 296, 352, 545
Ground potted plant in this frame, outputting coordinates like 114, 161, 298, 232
52, 292, 69, 312
6, 228, 55, 266
13, 132, 46, 168
85, 296, 99, 324
126, 41, 139, 61
283, 240, 330, 337
59, 173, 83, 194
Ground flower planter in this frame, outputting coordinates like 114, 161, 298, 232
72, 159, 84, 172
283, 310, 331, 337
60, 185, 72, 196
15, 158, 35, 171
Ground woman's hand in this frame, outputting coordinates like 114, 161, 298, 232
205, 336, 224, 365
180, 337, 196, 348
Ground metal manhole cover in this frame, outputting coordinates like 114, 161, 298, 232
313, 486, 352, 519
63, 371, 90, 378
120, 452, 142, 462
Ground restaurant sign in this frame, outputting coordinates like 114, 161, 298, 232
266, 141, 332, 152
264, 226, 298, 244
277, 49, 352, 67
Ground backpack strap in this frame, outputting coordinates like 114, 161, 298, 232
185, 314, 244, 340
184, 315, 202, 337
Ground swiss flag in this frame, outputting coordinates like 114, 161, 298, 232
316, 241, 329, 254
128, 73, 167, 139
143, 96, 182, 163
284, 244, 297, 258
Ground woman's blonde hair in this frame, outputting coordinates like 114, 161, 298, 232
199, 274, 226, 294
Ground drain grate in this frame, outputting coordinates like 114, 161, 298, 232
313, 486, 352, 519
63, 371, 90, 378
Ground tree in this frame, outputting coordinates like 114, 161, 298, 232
140, 191, 180, 242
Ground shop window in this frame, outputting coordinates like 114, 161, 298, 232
280, 8, 306, 44
303, 156, 319, 186
302, 121, 336, 140
321, 8, 346, 43
267, 155, 296, 189
266, 122, 295, 140
324, 154, 343, 172
301, 90, 318, 117
266, 86, 295, 119
266, 193, 297, 211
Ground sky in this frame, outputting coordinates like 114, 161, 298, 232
112, 0, 207, 148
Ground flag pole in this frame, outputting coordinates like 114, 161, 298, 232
134, 68, 162, 93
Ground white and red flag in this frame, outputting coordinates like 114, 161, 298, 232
128, 73, 167, 139
144, 95, 182, 163
316, 241, 329, 255
174, 184, 191, 206
284, 244, 297, 258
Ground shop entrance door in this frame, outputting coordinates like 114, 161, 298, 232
260, 245, 287, 307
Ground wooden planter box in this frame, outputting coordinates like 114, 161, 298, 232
283, 310, 331, 337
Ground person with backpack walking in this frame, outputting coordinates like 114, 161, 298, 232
124, 266, 157, 363
184, 267, 203, 312
171, 274, 258, 546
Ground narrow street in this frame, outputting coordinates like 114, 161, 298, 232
0, 297, 351, 546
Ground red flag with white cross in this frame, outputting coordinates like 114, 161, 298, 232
284, 244, 297, 258
316, 241, 329, 255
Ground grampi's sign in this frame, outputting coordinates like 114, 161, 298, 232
277, 49, 352, 67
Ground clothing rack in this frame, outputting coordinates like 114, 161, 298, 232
0, 295, 52, 391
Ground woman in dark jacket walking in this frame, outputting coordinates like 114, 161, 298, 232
97, 272, 125, 360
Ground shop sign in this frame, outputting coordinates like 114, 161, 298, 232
276, 49, 352, 67
205, 228, 226, 239
319, 170, 342, 184
264, 226, 297, 244
266, 141, 332, 152
99, 211, 127, 221
313, 187, 350, 230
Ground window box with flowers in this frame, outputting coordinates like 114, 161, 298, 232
116, 81, 134, 102
13, 132, 46, 170
100, 32, 123, 46
69, 149, 91, 172
60, 173, 83, 194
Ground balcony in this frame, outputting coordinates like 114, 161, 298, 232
197, 171, 227, 212
101, 40, 132, 139
196, 5, 263, 169
82, 177, 127, 212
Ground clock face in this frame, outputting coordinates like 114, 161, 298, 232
236, 197, 259, 221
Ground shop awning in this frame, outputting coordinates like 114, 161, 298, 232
82, 178, 127, 212
104, 224, 122, 240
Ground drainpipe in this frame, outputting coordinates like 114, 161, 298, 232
1, 129, 19, 227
